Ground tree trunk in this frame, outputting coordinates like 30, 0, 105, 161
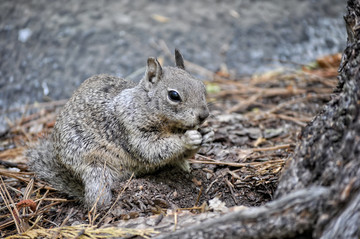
156, 1, 360, 238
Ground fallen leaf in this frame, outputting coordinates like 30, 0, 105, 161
209, 197, 228, 213
151, 14, 170, 23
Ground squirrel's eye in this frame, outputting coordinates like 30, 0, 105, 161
168, 90, 181, 102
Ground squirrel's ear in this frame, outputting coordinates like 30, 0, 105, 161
175, 49, 185, 70
145, 57, 162, 86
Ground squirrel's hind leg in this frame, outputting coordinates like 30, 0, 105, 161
81, 164, 114, 209
172, 159, 192, 172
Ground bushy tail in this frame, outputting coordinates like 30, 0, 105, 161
26, 139, 85, 200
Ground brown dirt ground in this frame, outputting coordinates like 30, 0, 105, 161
0, 53, 340, 238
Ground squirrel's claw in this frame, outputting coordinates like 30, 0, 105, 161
183, 130, 202, 150
173, 159, 191, 173
200, 128, 215, 144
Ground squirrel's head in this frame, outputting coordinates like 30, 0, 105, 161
139, 49, 209, 130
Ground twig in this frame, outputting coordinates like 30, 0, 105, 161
194, 187, 203, 207
265, 94, 331, 115
60, 208, 75, 227
227, 93, 262, 113
23, 178, 34, 200
0, 176, 22, 233
17, 112, 57, 130
27, 215, 43, 231
270, 113, 308, 127
97, 173, 135, 226
205, 179, 218, 194
0, 170, 54, 190
176, 206, 205, 212
34, 197, 69, 202
2, 99, 67, 114
252, 144, 292, 152
191, 158, 285, 168
224, 178, 238, 204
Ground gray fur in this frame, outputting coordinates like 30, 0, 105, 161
27, 50, 213, 208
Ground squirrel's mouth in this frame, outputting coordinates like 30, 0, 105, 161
181, 124, 200, 132
156, 117, 200, 133
172, 126, 193, 134
171, 124, 198, 134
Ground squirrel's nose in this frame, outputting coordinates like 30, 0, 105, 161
198, 109, 209, 123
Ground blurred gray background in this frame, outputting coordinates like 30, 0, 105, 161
0, 0, 346, 135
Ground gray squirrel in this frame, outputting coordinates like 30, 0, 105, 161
27, 49, 214, 208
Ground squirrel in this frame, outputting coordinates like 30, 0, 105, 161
27, 49, 214, 208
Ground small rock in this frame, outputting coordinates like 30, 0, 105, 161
18, 28, 32, 43
153, 198, 169, 208
246, 128, 262, 139
42, 81, 49, 95
29, 123, 44, 134
129, 211, 139, 219
71, 220, 82, 226
233, 129, 248, 136
263, 128, 284, 139
111, 207, 125, 217
229, 135, 248, 145
8, 167, 20, 172
216, 114, 245, 123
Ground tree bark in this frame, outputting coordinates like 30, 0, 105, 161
156, 1, 360, 238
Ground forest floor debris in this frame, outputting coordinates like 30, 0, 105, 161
0, 53, 340, 238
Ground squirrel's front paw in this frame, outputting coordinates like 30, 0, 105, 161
199, 127, 215, 144
183, 130, 202, 150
